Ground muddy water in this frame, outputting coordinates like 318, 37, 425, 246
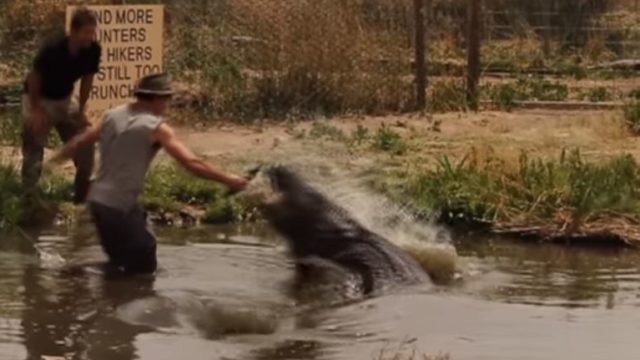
1, 159, 640, 360
1, 223, 640, 360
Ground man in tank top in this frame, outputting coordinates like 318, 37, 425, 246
49, 72, 248, 276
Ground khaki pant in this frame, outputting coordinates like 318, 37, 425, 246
21, 95, 95, 204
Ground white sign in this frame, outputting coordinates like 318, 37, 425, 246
66, 5, 164, 120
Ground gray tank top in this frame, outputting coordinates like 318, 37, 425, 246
87, 104, 163, 211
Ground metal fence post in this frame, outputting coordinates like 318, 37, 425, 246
414, 0, 427, 111
543, 0, 552, 56
466, 0, 481, 110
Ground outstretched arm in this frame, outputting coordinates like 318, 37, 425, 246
152, 123, 248, 191
50, 121, 102, 164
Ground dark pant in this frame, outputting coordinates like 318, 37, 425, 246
89, 202, 158, 275
21, 96, 95, 204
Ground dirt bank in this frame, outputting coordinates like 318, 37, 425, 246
171, 108, 636, 167
5, 108, 640, 245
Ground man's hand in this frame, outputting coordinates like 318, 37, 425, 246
30, 106, 48, 133
48, 122, 102, 166
78, 111, 91, 127
225, 175, 249, 192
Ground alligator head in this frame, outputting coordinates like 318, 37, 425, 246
250, 165, 364, 258
245, 164, 431, 299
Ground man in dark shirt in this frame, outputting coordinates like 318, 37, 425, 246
22, 7, 102, 204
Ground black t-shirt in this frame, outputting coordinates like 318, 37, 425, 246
23, 34, 102, 100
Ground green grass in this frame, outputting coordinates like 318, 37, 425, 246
483, 82, 522, 111
371, 124, 407, 156
386, 149, 640, 229
142, 164, 256, 224
0, 109, 23, 146
524, 76, 568, 101
301, 120, 408, 156
0, 164, 26, 229
0, 107, 64, 148
628, 88, 640, 100
0, 162, 257, 230
577, 86, 614, 103
349, 124, 370, 146
143, 165, 225, 212
586, 86, 613, 102
483, 75, 569, 110
0, 162, 73, 230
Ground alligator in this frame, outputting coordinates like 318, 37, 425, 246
247, 165, 432, 301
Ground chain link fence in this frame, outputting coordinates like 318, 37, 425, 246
163, 0, 417, 119
479, 0, 640, 107
1, 0, 640, 128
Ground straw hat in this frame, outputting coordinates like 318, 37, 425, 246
133, 72, 174, 96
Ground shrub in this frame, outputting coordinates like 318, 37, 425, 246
0, 162, 73, 230
372, 124, 407, 155
308, 120, 347, 142
143, 164, 254, 224
624, 101, 640, 135
522, 76, 568, 101
586, 87, 612, 102
396, 148, 640, 228
483, 83, 522, 110
349, 124, 370, 146
428, 80, 468, 113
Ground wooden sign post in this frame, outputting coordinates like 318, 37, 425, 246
65, 5, 164, 121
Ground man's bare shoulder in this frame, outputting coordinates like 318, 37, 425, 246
153, 122, 176, 140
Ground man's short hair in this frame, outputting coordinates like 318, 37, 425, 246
71, 7, 98, 31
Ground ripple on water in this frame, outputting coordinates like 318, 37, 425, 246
95, 242, 295, 343
0, 253, 32, 318
455, 238, 640, 309
0, 318, 23, 344
5, 207, 640, 360
154, 244, 293, 302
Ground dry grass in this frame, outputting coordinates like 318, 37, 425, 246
482, 31, 549, 70
2, 0, 639, 121
160, 0, 416, 119
582, 36, 618, 63
231, 0, 369, 70
376, 352, 450, 360
232, 0, 413, 114
373, 340, 450, 360
3, 0, 66, 31
566, 113, 630, 141
415, 110, 637, 165
0, 0, 112, 80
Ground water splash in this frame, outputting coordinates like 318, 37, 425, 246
33, 235, 67, 269
312, 171, 461, 284
116, 294, 278, 339
34, 246, 66, 268
243, 150, 462, 284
